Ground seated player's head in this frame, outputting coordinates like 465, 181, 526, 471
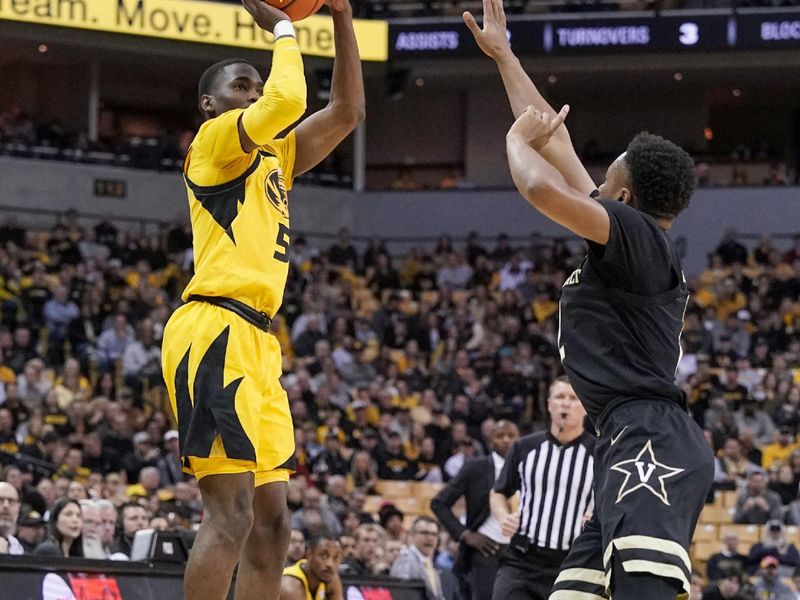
198, 59, 262, 120
306, 534, 342, 584
595, 132, 695, 222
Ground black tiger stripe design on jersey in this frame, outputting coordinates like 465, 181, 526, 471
174, 326, 255, 466
184, 154, 262, 244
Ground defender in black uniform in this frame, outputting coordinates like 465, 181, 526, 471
468, 2, 714, 596
506, 119, 714, 599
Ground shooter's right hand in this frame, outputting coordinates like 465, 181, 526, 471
241, 0, 291, 33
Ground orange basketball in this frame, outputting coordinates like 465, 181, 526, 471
265, 0, 326, 22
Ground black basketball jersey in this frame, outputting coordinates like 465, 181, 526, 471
558, 199, 689, 423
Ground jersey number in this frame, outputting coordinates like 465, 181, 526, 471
274, 223, 290, 263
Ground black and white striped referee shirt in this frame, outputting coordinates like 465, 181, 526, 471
494, 430, 595, 551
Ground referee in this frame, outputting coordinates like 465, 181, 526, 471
490, 376, 596, 599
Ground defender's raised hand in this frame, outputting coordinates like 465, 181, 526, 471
463, 0, 511, 60
241, 0, 290, 33
325, 0, 353, 16
508, 104, 570, 150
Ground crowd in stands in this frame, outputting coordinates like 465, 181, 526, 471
3, 106, 797, 191
0, 108, 350, 187
0, 106, 191, 172
0, 214, 799, 597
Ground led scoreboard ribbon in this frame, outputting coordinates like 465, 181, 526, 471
389, 8, 800, 59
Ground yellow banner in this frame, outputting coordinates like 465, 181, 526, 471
0, 0, 388, 61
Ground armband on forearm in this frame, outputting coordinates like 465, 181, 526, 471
273, 20, 295, 40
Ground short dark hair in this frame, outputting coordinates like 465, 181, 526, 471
411, 515, 439, 533
309, 533, 339, 551
198, 58, 254, 108
119, 501, 146, 520
624, 132, 695, 220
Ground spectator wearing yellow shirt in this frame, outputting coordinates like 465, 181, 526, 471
399, 248, 425, 289
393, 381, 420, 412
125, 466, 172, 502
346, 450, 377, 494
762, 426, 800, 470
403, 422, 425, 461
0, 408, 19, 455
55, 446, 91, 485
52, 358, 90, 411
316, 413, 347, 446
345, 399, 380, 442
0, 360, 15, 387
716, 279, 748, 321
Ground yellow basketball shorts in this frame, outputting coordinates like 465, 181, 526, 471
162, 301, 295, 487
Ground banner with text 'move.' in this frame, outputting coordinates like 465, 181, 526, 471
0, 0, 389, 61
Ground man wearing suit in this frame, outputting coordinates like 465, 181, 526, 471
391, 516, 446, 600
430, 420, 520, 600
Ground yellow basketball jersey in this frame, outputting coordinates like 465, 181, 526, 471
283, 560, 327, 600
182, 107, 296, 317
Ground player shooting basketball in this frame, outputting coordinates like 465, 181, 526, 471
161, 1, 363, 598
465, 1, 715, 598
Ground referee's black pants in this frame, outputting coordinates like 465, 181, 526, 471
491, 543, 568, 600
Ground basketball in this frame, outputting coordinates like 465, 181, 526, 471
264, 0, 326, 22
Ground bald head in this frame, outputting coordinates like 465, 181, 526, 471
0, 482, 20, 536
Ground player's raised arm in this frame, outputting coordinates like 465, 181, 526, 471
237, 0, 307, 153
464, 0, 596, 196
506, 106, 610, 244
292, 0, 365, 176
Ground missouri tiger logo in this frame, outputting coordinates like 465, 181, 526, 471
265, 169, 289, 218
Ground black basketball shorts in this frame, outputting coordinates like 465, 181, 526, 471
550, 399, 714, 599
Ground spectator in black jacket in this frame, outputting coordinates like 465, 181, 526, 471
339, 523, 383, 576
430, 420, 519, 600
733, 470, 782, 524
377, 432, 416, 480
82, 431, 120, 474
702, 564, 749, 600
15, 509, 46, 554
311, 429, 349, 486
707, 530, 748, 582
110, 502, 148, 558
32, 498, 83, 557
746, 520, 800, 576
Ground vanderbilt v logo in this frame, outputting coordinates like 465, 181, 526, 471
635, 462, 656, 483
610, 440, 684, 505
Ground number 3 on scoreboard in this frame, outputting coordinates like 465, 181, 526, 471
274, 223, 290, 263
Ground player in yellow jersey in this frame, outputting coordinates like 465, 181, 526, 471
160, 0, 364, 597
281, 535, 344, 600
